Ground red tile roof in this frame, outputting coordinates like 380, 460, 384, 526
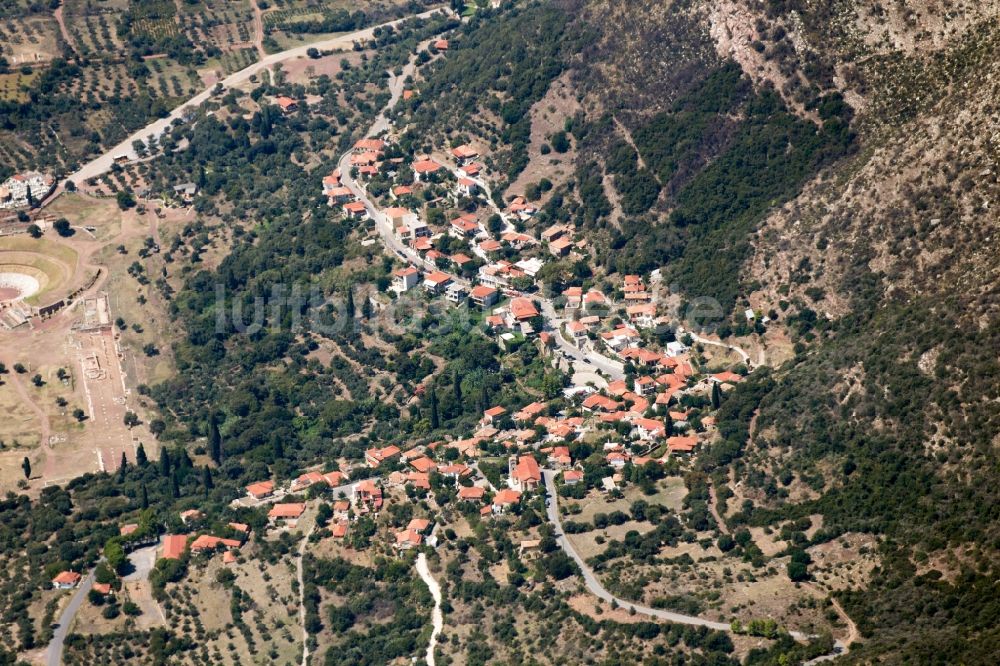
493, 489, 522, 506
510, 297, 539, 321
52, 571, 81, 585
582, 394, 620, 412
408, 518, 431, 532
190, 535, 243, 551
413, 159, 444, 174
512, 455, 541, 484
409, 456, 437, 473
667, 436, 698, 452
713, 371, 743, 383
354, 138, 385, 152
268, 503, 306, 520
458, 486, 486, 500
162, 534, 188, 560
424, 270, 452, 285
246, 480, 274, 497
451, 144, 478, 159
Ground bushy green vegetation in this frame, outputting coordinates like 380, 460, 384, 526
579, 62, 855, 312
406, 3, 579, 188
305, 555, 432, 665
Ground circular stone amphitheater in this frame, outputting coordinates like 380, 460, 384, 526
0, 238, 78, 307
0, 271, 41, 302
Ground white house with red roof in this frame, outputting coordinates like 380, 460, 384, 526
509, 297, 539, 322
423, 271, 453, 294
627, 303, 658, 329
246, 480, 275, 500
268, 502, 306, 525
354, 479, 384, 512
457, 177, 478, 197
492, 488, 522, 514
566, 320, 589, 347
601, 326, 640, 352
413, 158, 445, 181
481, 405, 507, 425
354, 138, 385, 153
451, 144, 479, 165
393, 266, 420, 293
343, 200, 368, 220
365, 445, 401, 468
470, 284, 499, 308
450, 213, 479, 237
632, 417, 667, 441
509, 454, 542, 491
52, 571, 81, 590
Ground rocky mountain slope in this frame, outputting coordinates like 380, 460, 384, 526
408, 1, 1000, 661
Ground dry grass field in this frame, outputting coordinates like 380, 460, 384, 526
0, 190, 197, 490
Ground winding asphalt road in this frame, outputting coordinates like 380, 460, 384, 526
539, 299, 626, 380
542, 469, 847, 660
541, 470, 732, 631
62, 7, 450, 188
45, 569, 94, 666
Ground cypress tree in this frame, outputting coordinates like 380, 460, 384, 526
21, 456, 30, 480
711, 381, 722, 410
346, 286, 356, 320
118, 452, 128, 482
170, 471, 180, 498
453, 372, 462, 405
140, 483, 149, 509
209, 417, 222, 464
160, 448, 171, 477
272, 435, 284, 461
430, 389, 440, 429
202, 466, 213, 491
361, 293, 373, 319
136, 442, 148, 467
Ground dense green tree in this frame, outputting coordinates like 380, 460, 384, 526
104, 539, 126, 573
430, 389, 440, 429
346, 286, 356, 320
208, 417, 222, 464
159, 448, 171, 477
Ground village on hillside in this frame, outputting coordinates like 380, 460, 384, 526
44, 28, 756, 594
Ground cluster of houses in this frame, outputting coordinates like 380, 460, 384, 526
318, 133, 598, 333
58, 347, 742, 584
0, 172, 54, 210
